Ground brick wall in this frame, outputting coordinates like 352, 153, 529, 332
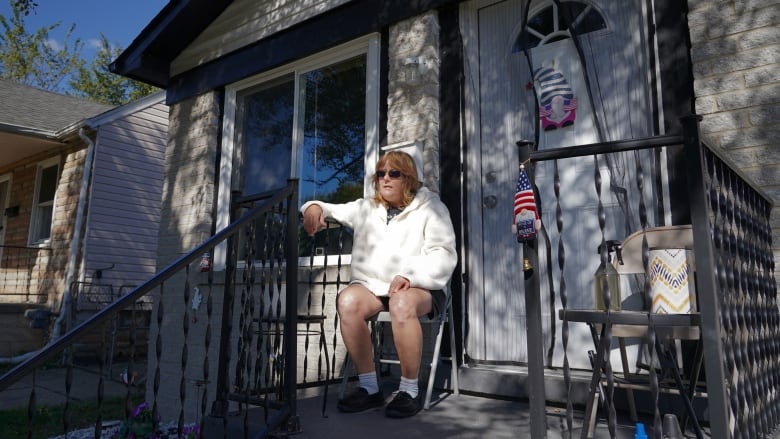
3, 161, 36, 247
687, 0, 780, 285
0, 145, 85, 306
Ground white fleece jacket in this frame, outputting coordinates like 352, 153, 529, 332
300, 187, 457, 296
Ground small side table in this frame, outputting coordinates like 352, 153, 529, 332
559, 310, 704, 439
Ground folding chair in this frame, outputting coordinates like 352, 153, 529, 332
339, 282, 459, 410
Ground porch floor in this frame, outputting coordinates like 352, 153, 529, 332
0, 361, 711, 438
205, 381, 708, 439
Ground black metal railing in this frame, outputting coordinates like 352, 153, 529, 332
683, 116, 779, 438
0, 245, 53, 303
525, 116, 777, 439
0, 180, 301, 439
209, 191, 353, 436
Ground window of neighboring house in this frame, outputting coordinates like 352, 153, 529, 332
218, 35, 381, 267
30, 157, 59, 245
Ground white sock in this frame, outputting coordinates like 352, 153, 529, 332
358, 372, 379, 395
399, 376, 419, 398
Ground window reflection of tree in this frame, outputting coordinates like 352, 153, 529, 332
298, 57, 366, 258
300, 56, 366, 202
238, 56, 368, 259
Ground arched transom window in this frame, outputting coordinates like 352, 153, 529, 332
514, 1, 607, 50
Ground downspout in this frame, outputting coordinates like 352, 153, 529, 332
50, 126, 97, 340
0, 127, 97, 364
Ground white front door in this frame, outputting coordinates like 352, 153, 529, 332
462, 0, 656, 368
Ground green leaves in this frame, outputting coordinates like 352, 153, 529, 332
0, 0, 159, 105
68, 34, 159, 106
0, 4, 82, 92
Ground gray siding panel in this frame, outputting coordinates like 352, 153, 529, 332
92, 167, 165, 186
171, 0, 350, 75
89, 182, 165, 207
90, 208, 157, 230
88, 221, 158, 240
83, 101, 169, 287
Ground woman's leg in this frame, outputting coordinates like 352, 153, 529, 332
337, 284, 384, 374
387, 288, 432, 380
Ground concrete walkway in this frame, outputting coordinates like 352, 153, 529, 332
0, 362, 140, 411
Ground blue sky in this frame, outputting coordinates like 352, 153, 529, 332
0, 0, 168, 59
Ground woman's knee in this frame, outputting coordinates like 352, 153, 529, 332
336, 289, 359, 316
388, 291, 425, 321
337, 285, 380, 319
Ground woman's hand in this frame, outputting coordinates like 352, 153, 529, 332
388, 275, 410, 296
303, 205, 326, 236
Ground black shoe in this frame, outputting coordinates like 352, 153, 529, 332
385, 391, 422, 418
337, 388, 384, 413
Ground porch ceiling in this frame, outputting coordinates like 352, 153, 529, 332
0, 131, 63, 170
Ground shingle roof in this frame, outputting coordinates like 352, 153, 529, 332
0, 79, 114, 134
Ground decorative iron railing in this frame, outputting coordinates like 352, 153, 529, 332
0, 245, 53, 303
0, 180, 308, 439
683, 116, 779, 439
526, 116, 778, 438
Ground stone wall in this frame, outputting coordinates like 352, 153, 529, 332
157, 92, 221, 265
387, 11, 442, 191
146, 90, 221, 422
687, 0, 780, 285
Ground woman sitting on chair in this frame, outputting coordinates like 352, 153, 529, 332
301, 150, 457, 418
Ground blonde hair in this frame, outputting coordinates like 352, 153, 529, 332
372, 151, 420, 208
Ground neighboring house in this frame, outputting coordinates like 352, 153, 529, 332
110, 0, 778, 423
0, 80, 169, 356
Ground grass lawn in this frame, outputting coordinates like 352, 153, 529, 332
0, 391, 145, 439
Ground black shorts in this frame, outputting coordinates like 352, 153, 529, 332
378, 289, 446, 320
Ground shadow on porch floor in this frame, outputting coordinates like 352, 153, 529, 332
204, 381, 704, 438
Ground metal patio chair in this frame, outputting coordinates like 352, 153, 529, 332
338, 282, 459, 410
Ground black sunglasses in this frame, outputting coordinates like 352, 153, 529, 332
376, 169, 403, 179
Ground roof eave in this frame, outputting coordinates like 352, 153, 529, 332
109, 0, 235, 88
0, 122, 59, 142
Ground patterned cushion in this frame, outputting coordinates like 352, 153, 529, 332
648, 249, 696, 314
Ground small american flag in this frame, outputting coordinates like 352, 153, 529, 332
513, 167, 539, 242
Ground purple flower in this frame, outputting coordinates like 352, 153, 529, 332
131, 402, 150, 419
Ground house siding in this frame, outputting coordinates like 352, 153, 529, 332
171, 0, 350, 76
687, 0, 780, 287
82, 102, 169, 290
